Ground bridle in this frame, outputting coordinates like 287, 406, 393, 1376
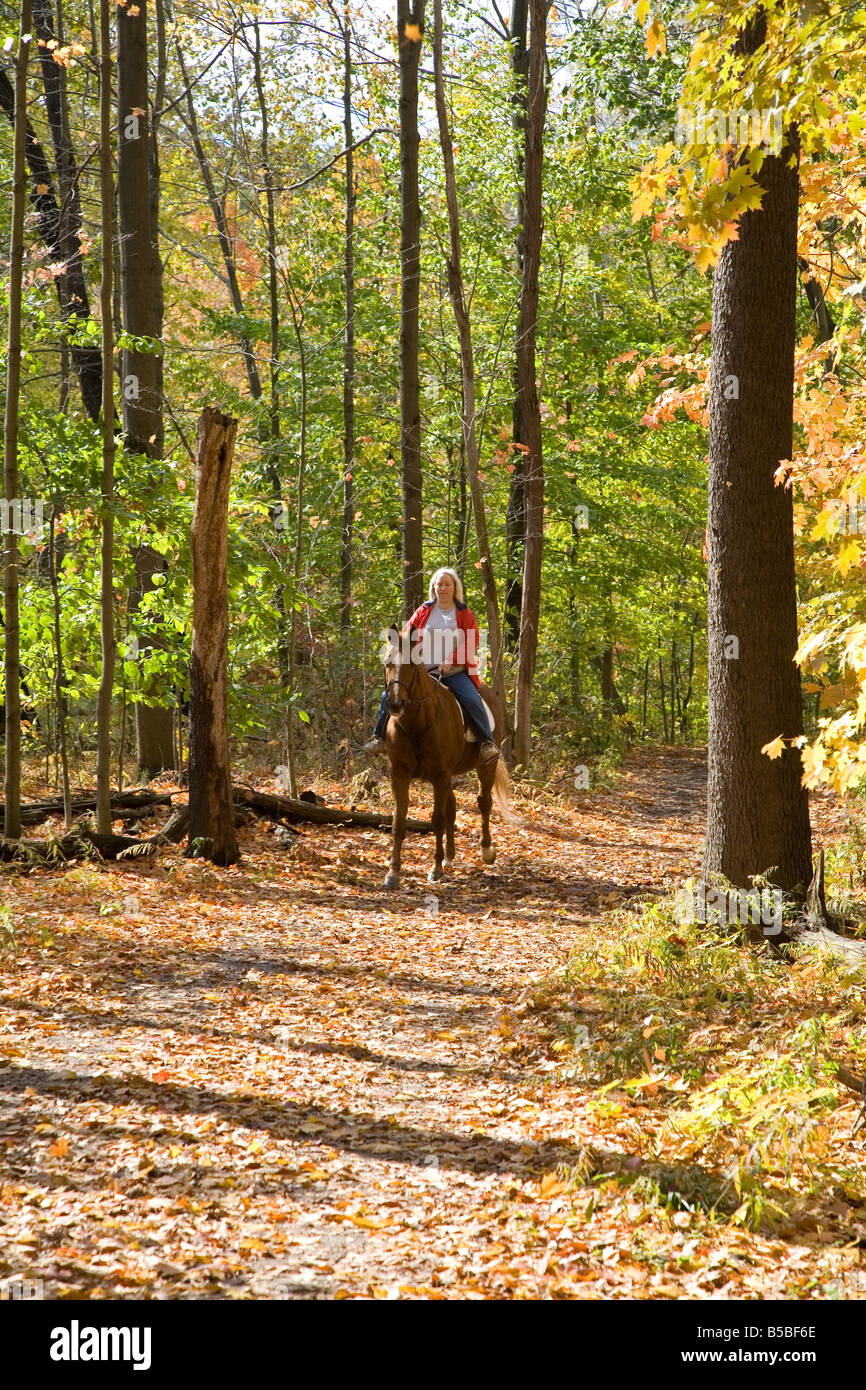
385, 660, 437, 710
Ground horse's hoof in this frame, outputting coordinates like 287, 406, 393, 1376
481, 845, 496, 864
428, 866, 444, 883
384, 873, 400, 890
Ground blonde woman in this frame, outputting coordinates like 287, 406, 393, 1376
364, 567, 499, 763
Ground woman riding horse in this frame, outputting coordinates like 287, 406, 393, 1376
363, 567, 500, 764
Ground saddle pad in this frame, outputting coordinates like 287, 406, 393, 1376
461, 697, 494, 742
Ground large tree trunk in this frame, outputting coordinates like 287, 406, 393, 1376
432, 0, 508, 724
187, 409, 239, 866
504, 0, 529, 649
512, 0, 549, 769
397, 0, 425, 621
117, 0, 173, 778
703, 17, 812, 892
2, 0, 32, 843
95, 0, 117, 834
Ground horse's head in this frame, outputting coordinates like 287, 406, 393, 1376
383, 625, 423, 714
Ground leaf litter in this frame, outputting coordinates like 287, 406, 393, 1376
0, 746, 864, 1299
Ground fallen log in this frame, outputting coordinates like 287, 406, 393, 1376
0, 789, 173, 829
0, 830, 154, 863
232, 785, 432, 833
0, 802, 254, 865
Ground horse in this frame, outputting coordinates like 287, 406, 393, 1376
381, 628, 516, 889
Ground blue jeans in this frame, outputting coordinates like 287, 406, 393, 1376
373, 671, 494, 742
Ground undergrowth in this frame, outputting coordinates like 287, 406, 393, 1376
527, 891, 866, 1232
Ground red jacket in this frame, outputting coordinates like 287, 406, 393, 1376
405, 600, 482, 689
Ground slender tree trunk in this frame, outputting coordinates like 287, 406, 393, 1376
48, 508, 72, 826
2, 0, 32, 842
336, 3, 356, 646
285, 281, 308, 802
187, 408, 239, 865
504, 0, 528, 648
96, 0, 116, 834
432, 0, 507, 722
512, 0, 549, 768
398, 0, 425, 620
704, 16, 812, 891
251, 17, 290, 690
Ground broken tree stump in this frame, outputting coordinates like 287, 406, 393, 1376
186, 408, 239, 866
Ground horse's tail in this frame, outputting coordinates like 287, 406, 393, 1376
491, 757, 521, 824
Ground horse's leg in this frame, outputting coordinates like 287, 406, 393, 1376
477, 761, 496, 865
385, 771, 410, 889
444, 785, 456, 867
428, 777, 449, 882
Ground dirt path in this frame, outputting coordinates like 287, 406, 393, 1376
0, 748, 855, 1298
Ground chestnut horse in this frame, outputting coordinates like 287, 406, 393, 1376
381, 631, 515, 889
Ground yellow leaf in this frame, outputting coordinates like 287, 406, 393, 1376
693, 244, 716, 274
836, 539, 860, 578
539, 1172, 568, 1199
645, 16, 666, 57
49, 1137, 69, 1157
762, 735, 785, 760
404, 21, 421, 41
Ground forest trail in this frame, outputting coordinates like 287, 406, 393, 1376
0, 748, 857, 1299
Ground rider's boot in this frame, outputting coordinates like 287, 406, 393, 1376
479, 740, 500, 764
363, 735, 386, 755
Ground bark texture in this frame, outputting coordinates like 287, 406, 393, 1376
704, 75, 812, 889
2, 0, 32, 841
187, 409, 239, 866
512, 0, 549, 768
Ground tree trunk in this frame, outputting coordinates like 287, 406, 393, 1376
504, 0, 528, 648
0, 34, 102, 420
432, 0, 508, 723
187, 408, 239, 866
2, 0, 32, 843
337, 3, 356, 646
96, 0, 117, 834
117, 0, 173, 778
48, 508, 72, 826
398, 0, 425, 620
32, 0, 102, 420
703, 17, 812, 891
284, 280, 308, 802
512, 0, 549, 768
594, 648, 626, 720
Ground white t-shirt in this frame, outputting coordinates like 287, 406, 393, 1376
423, 604, 459, 671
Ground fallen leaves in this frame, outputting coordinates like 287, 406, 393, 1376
0, 748, 861, 1300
